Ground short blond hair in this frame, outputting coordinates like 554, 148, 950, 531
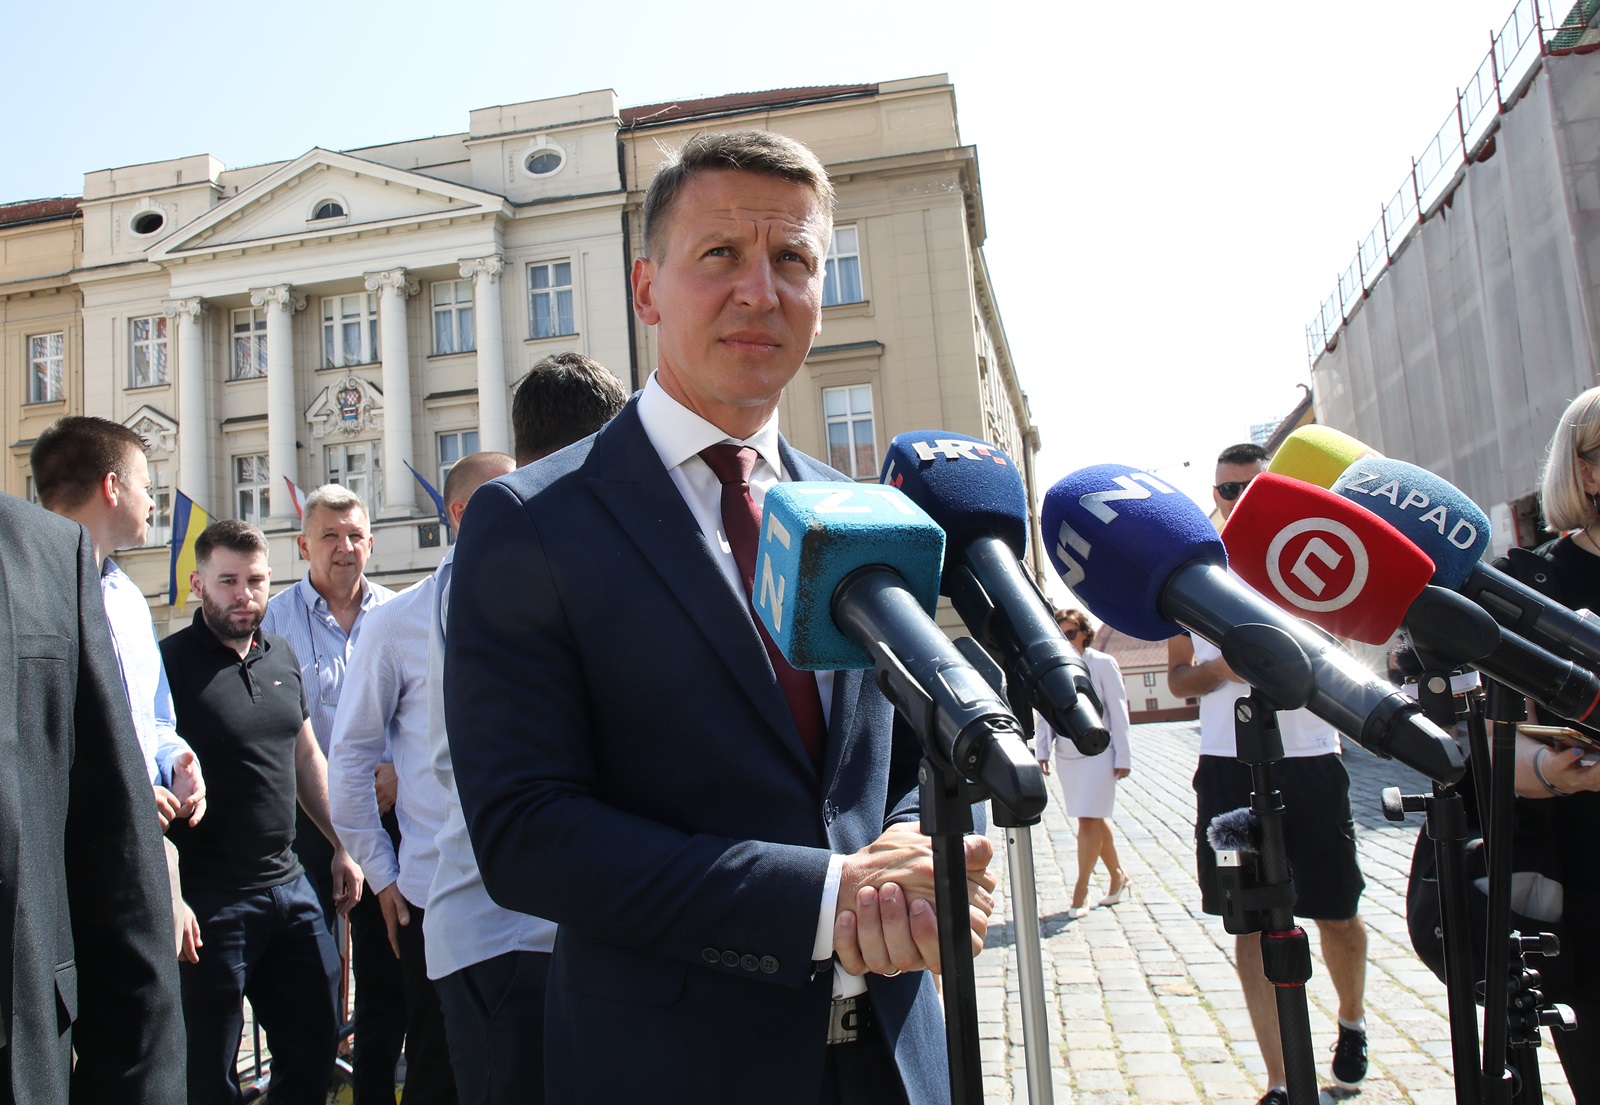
1541, 386, 1600, 531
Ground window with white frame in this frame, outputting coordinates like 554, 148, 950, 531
129, 315, 169, 388
1145, 697, 1160, 712
1142, 672, 1157, 687
527, 261, 575, 338
148, 461, 173, 545
822, 226, 863, 307
322, 293, 380, 369
438, 430, 479, 490
822, 384, 878, 478
27, 332, 64, 403
24, 475, 37, 504
234, 454, 270, 523
231, 309, 267, 380
432, 280, 475, 355
326, 441, 382, 512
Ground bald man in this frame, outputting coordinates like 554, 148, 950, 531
327, 451, 517, 1105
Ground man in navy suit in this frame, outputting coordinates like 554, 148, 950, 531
445, 130, 995, 1105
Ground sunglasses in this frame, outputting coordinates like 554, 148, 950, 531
1058, 625, 1083, 641
1214, 476, 1258, 502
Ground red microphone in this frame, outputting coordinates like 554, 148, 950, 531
1222, 474, 1435, 645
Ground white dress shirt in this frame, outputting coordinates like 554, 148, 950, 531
101, 557, 191, 785
635, 374, 859, 997
425, 547, 559, 979
327, 577, 445, 906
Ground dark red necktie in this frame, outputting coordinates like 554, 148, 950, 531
699, 444, 826, 771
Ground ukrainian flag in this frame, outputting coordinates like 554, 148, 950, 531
168, 491, 211, 610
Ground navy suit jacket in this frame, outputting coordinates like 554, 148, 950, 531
445, 399, 948, 1104
0, 494, 184, 1105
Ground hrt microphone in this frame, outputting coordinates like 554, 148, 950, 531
1268, 426, 1383, 490
754, 482, 1046, 819
881, 431, 1110, 756
1332, 458, 1600, 671
1040, 465, 1464, 783
1221, 473, 1435, 644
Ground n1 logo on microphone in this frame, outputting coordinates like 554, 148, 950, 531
1052, 471, 1176, 586
1263, 518, 1369, 613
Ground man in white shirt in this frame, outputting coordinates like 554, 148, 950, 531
31, 416, 207, 960
1167, 442, 1370, 1105
328, 452, 517, 1105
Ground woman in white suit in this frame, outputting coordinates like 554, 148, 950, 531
1037, 608, 1133, 919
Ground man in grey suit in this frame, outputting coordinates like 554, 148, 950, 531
0, 491, 185, 1104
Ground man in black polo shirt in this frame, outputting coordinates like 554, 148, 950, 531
163, 519, 363, 1105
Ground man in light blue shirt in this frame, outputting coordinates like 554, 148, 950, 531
32, 416, 207, 961
262, 483, 399, 1104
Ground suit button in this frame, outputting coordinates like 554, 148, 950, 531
702, 948, 721, 964
760, 956, 779, 974
823, 801, 836, 825
740, 954, 759, 972
721, 950, 740, 968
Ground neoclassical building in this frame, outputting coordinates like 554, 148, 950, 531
1, 76, 1039, 629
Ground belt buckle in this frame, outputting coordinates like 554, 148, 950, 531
827, 996, 862, 1045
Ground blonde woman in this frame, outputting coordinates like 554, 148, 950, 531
1037, 608, 1132, 919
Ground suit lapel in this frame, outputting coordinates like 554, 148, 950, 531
587, 406, 814, 775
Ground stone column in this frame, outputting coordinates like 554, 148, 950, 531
460, 254, 509, 455
365, 268, 417, 516
163, 296, 208, 503
250, 284, 304, 526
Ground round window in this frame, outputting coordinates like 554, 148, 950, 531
312, 200, 346, 220
524, 149, 564, 176
131, 211, 166, 236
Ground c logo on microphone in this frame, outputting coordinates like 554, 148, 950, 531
1264, 517, 1369, 613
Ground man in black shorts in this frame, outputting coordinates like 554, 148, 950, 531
1167, 442, 1369, 1105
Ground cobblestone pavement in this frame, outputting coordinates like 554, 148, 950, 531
975, 720, 1576, 1105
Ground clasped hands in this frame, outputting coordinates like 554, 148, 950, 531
833, 823, 995, 978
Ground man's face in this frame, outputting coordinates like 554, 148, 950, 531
632, 169, 829, 435
192, 548, 270, 644
1213, 459, 1267, 520
110, 448, 154, 551
296, 505, 373, 595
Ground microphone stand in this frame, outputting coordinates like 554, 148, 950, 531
1219, 691, 1318, 1105
997, 683, 1054, 1105
1380, 664, 1482, 1105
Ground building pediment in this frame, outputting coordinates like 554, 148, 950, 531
149, 149, 511, 262
125, 405, 179, 453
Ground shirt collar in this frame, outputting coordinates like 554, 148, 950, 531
102, 557, 128, 583
637, 371, 785, 478
296, 573, 379, 616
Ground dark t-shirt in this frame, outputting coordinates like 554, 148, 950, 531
161, 610, 310, 893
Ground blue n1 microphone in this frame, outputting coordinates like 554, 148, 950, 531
1040, 464, 1464, 783
881, 431, 1109, 756
754, 482, 1045, 818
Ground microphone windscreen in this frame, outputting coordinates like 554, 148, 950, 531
754, 482, 944, 671
1041, 464, 1225, 641
1206, 807, 1259, 856
1331, 458, 1490, 589
1220, 473, 1435, 644
879, 432, 1028, 583
1269, 426, 1382, 490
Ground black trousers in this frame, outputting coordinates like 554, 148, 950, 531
296, 811, 454, 1103
434, 950, 551, 1105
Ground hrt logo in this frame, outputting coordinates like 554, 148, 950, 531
911, 438, 1010, 465
1263, 518, 1370, 613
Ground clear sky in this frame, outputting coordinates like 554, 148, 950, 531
5, 0, 1525, 519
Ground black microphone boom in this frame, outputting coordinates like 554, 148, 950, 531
946, 536, 1111, 756
833, 567, 1048, 821
1162, 561, 1466, 784
1459, 558, 1600, 673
